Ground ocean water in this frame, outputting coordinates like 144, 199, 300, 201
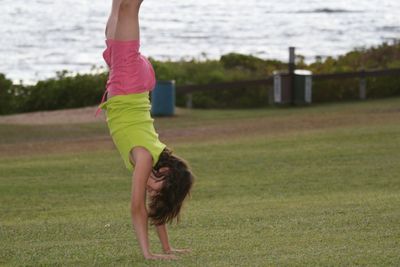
1, 0, 399, 84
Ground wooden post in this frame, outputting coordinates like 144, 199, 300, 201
186, 93, 193, 109
359, 69, 367, 100
288, 47, 296, 105
268, 85, 275, 105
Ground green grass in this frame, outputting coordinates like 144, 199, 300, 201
1, 98, 400, 266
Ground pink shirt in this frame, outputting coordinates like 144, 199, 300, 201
95, 39, 156, 116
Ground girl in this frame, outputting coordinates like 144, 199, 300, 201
95, 0, 194, 260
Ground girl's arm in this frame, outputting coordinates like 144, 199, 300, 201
156, 224, 192, 254
130, 155, 152, 258
155, 224, 172, 252
130, 152, 176, 260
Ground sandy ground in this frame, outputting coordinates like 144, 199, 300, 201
0, 106, 106, 125
0, 106, 188, 125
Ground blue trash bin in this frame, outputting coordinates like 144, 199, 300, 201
151, 80, 175, 116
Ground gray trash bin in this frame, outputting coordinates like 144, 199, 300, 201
273, 71, 292, 104
272, 70, 312, 105
294, 70, 312, 105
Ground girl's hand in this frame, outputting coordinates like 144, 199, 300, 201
144, 253, 178, 260
164, 248, 192, 254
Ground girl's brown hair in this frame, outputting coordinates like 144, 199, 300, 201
148, 147, 195, 225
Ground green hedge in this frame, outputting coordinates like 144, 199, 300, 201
0, 74, 14, 114
0, 41, 399, 115
0, 71, 107, 115
309, 42, 400, 102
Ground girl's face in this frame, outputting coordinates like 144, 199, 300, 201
146, 167, 169, 196
146, 173, 163, 196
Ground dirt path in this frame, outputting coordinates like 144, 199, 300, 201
0, 106, 106, 125
1, 104, 399, 158
0, 106, 187, 125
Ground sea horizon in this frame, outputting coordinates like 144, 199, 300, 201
1, 0, 399, 85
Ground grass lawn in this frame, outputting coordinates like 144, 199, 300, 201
0, 98, 400, 266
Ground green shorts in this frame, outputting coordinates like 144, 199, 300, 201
99, 92, 167, 172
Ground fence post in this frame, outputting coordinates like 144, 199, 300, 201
268, 84, 275, 105
186, 93, 193, 109
288, 47, 296, 105
359, 69, 367, 100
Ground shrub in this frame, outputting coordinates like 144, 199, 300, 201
0, 41, 399, 115
0, 74, 16, 115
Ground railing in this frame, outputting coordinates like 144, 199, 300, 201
313, 68, 400, 100
175, 47, 400, 108
176, 77, 274, 108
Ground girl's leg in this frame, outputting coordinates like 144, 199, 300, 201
115, 0, 141, 40
106, 0, 141, 41
106, 0, 141, 40
105, 0, 124, 38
